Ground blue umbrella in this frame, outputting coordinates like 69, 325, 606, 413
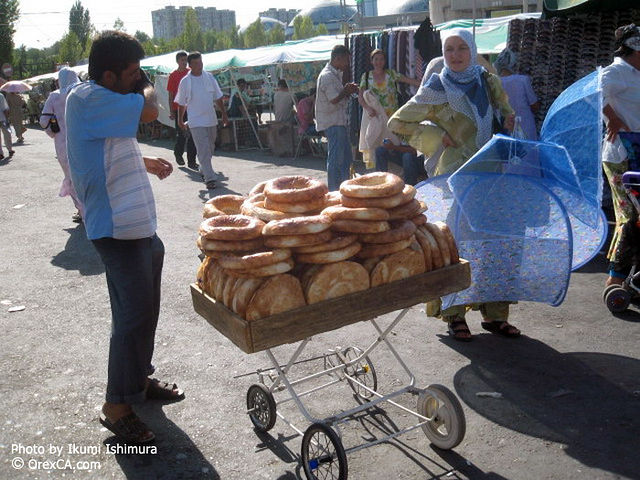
417, 70, 607, 310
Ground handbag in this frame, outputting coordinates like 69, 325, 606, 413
41, 113, 60, 133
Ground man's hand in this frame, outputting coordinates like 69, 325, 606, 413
503, 113, 515, 133
143, 156, 173, 180
178, 120, 187, 130
367, 107, 377, 118
221, 111, 230, 128
607, 115, 629, 142
442, 132, 457, 149
344, 83, 359, 96
169, 111, 175, 120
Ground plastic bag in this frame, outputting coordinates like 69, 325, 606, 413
511, 116, 526, 140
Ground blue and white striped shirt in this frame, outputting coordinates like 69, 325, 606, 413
66, 82, 157, 240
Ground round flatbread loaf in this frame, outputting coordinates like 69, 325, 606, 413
424, 223, 451, 267
197, 257, 213, 293
434, 221, 460, 264
231, 277, 266, 319
304, 261, 370, 304
222, 276, 240, 307
245, 274, 306, 321
416, 226, 442, 269
370, 246, 425, 287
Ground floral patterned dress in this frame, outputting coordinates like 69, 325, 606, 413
359, 69, 402, 118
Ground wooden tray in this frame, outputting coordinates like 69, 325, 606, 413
191, 259, 471, 354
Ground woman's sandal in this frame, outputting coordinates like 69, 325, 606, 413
99, 412, 155, 444
481, 321, 521, 338
447, 319, 472, 342
146, 378, 185, 402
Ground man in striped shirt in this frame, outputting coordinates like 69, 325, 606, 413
67, 30, 183, 444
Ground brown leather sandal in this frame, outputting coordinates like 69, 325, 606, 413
481, 321, 521, 338
99, 412, 155, 444
145, 378, 185, 402
447, 319, 472, 342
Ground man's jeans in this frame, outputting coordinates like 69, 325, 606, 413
325, 125, 353, 191
173, 115, 196, 164
375, 146, 423, 186
190, 126, 218, 183
91, 235, 164, 404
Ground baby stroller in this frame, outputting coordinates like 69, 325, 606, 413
603, 170, 640, 312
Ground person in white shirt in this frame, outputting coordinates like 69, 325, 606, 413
273, 79, 294, 123
174, 52, 229, 190
0, 92, 14, 159
601, 24, 640, 287
315, 45, 359, 191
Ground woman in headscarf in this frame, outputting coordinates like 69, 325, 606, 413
389, 29, 519, 341
40, 67, 84, 223
494, 48, 540, 140
601, 24, 640, 288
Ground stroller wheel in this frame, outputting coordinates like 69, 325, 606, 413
605, 287, 632, 313
602, 284, 620, 303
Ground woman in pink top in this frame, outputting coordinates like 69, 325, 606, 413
296, 89, 317, 135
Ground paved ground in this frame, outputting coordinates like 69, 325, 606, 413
0, 126, 639, 480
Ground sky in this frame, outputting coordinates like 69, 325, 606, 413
13, 0, 399, 49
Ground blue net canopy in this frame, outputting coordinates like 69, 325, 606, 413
416, 70, 607, 309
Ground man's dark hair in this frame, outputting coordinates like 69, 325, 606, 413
88, 30, 145, 81
331, 45, 350, 61
187, 51, 202, 65
176, 50, 188, 62
277, 79, 288, 88
237, 78, 247, 86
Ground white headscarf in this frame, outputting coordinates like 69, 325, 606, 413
58, 67, 80, 95
409, 28, 493, 149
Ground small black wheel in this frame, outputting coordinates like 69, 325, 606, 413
246, 383, 276, 432
602, 284, 619, 303
605, 287, 632, 313
338, 347, 378, 402
417, 384, 466, 450
301, 422, 348, 480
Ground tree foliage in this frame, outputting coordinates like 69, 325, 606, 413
58, 31, 84, 65
243, 19, 267, 49
180, 8, 204, 52
113, 18, 125, 32
291, 16, 327, 40
0, 0, 20, 67
268, 24, 285, 45
69, 1, 92, 47
135, 30, 151, 44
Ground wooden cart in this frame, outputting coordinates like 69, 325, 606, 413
191, 260, 471, 480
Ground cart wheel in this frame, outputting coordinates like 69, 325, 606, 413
602, 284, 619, 303
246, 384, 276, 432
301, 422, 348, 480
605, 287, 632, 313
417, 384, 466, 450
339, 346, 378, 402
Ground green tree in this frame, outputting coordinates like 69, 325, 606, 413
135, 30, 151, 44
180, 8, 203, 51
0, 0, 20, 68
58, 31, 84, 65
315, 23, 328, 36
243, 19, 267, 49
268, 24, 285, 45
69, 1, 92, 47
113, 17, 125, 32
292, 16, 316, 40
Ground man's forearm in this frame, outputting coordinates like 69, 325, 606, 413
140, 85, 159, 123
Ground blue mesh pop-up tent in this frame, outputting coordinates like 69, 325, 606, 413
416, 70, 607, 310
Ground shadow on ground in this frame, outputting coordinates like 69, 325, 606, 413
442, 334, 640, 479
104, 402, 219, 479
50, 224, 104, 275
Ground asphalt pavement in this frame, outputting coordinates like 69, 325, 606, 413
0, 125, 639, 480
